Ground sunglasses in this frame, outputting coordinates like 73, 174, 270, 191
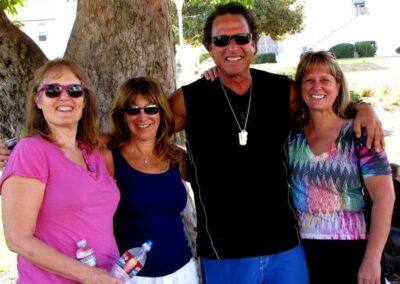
36, 84, 85, 98
125, 104, 160, 116
211, 33, 252, 47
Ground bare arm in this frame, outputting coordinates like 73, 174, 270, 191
357, 175, 395, 283
2, 176, 123, 284
169, 88, 187, 133
354, 103, 384, 150
101, 147, 115, 177
289, 80, 301, 114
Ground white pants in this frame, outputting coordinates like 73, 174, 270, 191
129, 258, 199, 284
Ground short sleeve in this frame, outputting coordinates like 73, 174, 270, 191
0, 137, 49, 193
357, 130, 391, 179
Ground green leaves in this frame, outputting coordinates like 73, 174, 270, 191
253, 0, 304, 41
0, 0, 24, 15
172, 0, 304, 45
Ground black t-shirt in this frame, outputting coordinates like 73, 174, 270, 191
182, 69, 299, 258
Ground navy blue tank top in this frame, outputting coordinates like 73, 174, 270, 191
112, 149, 192, 277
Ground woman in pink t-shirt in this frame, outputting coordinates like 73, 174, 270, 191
0, 59, 123, 284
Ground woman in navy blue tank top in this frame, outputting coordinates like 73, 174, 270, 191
101, 77, 199, 284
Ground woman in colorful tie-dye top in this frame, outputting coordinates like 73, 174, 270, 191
288, 51, 395, 284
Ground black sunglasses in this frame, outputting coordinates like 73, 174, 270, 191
211, 33, 252, 47
125, 104, 160, 116
36, 83, 85, 98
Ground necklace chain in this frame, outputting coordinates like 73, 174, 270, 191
220, 80, 252, 132
131, 146, 151, 164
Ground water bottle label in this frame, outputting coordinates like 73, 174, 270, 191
117, 251, 144, 277
81, 255, 97, 267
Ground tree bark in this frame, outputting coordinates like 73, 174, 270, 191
65, 0, 176, 133
0, 9, 47, 138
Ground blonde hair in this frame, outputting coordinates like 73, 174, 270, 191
295, 51, 353, 125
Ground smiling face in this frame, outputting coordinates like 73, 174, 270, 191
124, 94, 160, 143
35, 66, 85, 132
208, 14, 256, 79
301, 64, 340, 114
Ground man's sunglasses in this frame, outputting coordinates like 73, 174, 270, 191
125, 104, 160, 116
211, 33, 252, 47
36, 84, 85, 98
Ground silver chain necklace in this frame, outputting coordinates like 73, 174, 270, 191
220, 80, 252, 146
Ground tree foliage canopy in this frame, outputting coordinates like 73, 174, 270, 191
172, 0, 304, 45
0, 0, 24, 15
253, 0, 304, 41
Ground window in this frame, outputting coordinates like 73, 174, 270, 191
38, 31, 47, 41
38, 23, 47, 42
353, 0, 367, 16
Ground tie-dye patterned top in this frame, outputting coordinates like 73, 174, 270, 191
287, 119, 391, 240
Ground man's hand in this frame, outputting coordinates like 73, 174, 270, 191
354, 103, 384, 150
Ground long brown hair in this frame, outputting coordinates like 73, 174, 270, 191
107, 77, 182, 165
22, 58, 100, 150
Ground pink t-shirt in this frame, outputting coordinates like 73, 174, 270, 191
0, 136, 120, 283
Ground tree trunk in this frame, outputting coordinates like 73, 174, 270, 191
65, 0, 176, 133
0, 9, 47, 138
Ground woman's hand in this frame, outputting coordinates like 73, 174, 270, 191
201, 66, 218, 81
358, 256, 381, 284
0, 139, 11, 167
81, 267, 124, 284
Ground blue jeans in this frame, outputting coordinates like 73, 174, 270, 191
200, 245, 309, 284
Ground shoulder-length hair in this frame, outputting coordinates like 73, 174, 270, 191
107, 77, 182, 164
22, 58, 100, 150
295, 50, 353, 126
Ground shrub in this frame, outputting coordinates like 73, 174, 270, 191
329, 43, 355, 59
396, 47, 400, 54
252, 53, 277, 64
350, 90, 362, 103
361, 87, 375, 97
199, 53, 210, 63
355, 41, 377, 57
278, 68, 296, 80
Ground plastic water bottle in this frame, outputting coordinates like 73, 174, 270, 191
75, 239, 96, 267
111, 240, 153, 282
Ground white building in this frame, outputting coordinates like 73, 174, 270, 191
7, 0, 77, 59
261, 0, 400, 63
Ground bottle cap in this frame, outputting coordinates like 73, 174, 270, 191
76, 239, 87, 248
143, 240, 153, 251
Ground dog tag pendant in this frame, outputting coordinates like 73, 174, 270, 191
239, 130, 248, 146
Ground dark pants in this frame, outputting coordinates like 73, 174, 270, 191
302, 239, 385, 284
